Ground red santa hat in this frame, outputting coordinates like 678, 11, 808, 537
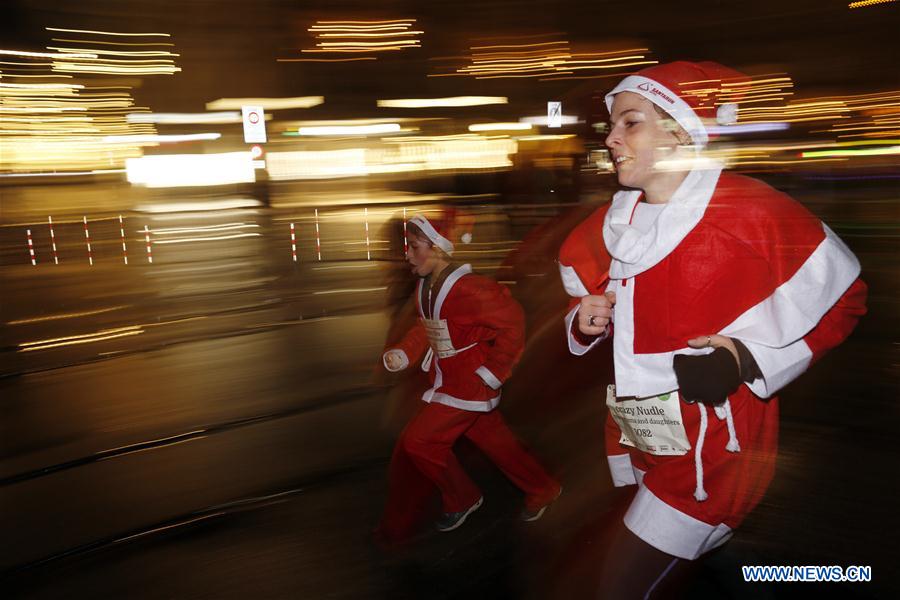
605, 61, 750, 147
408, 208, 474, 256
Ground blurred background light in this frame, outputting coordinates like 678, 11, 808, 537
376, 96, 507, 108
125, 152, 255, 187
205, 97, 324, 110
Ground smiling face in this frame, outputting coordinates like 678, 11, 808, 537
605, 91, 685, 197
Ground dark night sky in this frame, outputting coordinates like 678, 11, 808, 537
2, 0, 898, 119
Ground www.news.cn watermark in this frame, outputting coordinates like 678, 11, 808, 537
742, 565, 872, 583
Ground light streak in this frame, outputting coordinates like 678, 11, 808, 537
45, 27, 171, 37
377, 96, 507, 108
205, 97, 323, 110
298, 123, 401, 136
469, 122, 533, 132
19, 327, 144, 352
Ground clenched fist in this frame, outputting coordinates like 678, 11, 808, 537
578, 291, 616, 336
383, 350, 407, 372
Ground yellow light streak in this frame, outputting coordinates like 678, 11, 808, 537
802, 146, 900, 158
47, 46, 179, 57
478, 71, 574, 80
316, 31, 424, 38
125, 112, 242, 124
849, 0, 896, 7
46, 27, 171, 37
50, 38, 175, 46
316, 40, 420, 47
471, 41, 568, 50
149, 223, 259, 235
19, 325, 143, 348
0, 61, 53, 66
20, 329, 144, 352
377, 96, 507, 108
52, 63, 181, 75
312, 287, 388, 295
469, 122, 533, 132
515, 134, 576, 141
302, 47, 411, 53
313, 19, 416, 25
152, 232, 262, 245
277, 57, 377, 62
205, 96, 324, 110
0, 73, 73, 78
0, 49, 96, 58
7, 305, 127, 325
298, 124, 401, 135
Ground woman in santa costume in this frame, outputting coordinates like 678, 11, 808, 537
376, 209, 561, 543
558, 61, 867, 596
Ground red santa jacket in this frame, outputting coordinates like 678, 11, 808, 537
558, 166, 867, 559
385, 264, 525, 412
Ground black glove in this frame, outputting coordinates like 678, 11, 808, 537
673, 347, 740, 405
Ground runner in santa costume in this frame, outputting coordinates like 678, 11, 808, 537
377, 209, 561, 542
558, 61, 867, 595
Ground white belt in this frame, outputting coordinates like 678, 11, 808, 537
422, 342, 478, 371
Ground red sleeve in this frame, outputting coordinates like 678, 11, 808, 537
804, 276, 867, 364
465, 278, 526, 384
388, 319, 429, 367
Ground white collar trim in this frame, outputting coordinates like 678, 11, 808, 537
603, 163, 723, 280
434, 264, 472, 318
418, 264, 473, 319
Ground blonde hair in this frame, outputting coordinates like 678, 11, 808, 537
652, 104, 692, 145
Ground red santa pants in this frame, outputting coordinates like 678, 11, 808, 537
379, 401, 560, 538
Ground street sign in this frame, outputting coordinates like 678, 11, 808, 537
241, 105, 267, 143
548, 101, 562, 128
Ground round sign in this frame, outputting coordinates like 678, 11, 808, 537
248, 111, 260, 124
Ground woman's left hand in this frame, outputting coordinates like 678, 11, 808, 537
687, 334, 740, 371
674, 334, 743, 405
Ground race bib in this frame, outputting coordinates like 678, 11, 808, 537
606, 384, 691, 456
422, 318, 456, 359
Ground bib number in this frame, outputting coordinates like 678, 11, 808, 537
422, 318, 456, 359
606, 385, 691, 456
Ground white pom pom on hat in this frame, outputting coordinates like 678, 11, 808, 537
716, 103, 739, 126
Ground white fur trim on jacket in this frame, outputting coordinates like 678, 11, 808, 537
475, 366, 502, 390
606, 75, 710, 147
608, 454, 638, 487
558, 262, 590, 297
434, 264, 472, 317
719, 224, 860, 397
603, 164, 722, 280
422, 357, 500, 412
624, 484, 733, 560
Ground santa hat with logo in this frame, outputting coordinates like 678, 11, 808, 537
605, 61, 750, 147
408, 208, 474, 256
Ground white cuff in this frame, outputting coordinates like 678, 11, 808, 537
608, 454, 637, 487
564, 304, 608, 356
738, 337, 812, 398
383, 349, 409, 372
475, 366, 502, 390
